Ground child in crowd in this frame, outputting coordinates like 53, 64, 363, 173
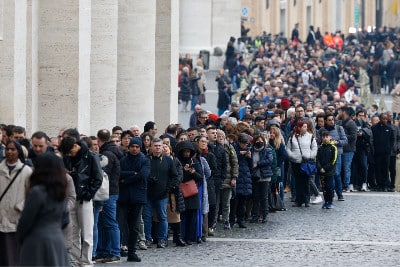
316, 130, 338, 209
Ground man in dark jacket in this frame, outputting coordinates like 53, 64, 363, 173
119, 137, 150, 262
206, 127, 227, 230
372, 113, 395, 191
351, 110, 373, 191
143, 138, 178, 249
96, 129, 124, 263
59, 129, 103, 267
386, 112, 399, 192
340, 107, 358, 192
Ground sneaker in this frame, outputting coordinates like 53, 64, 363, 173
157, 239, 167, 248
338, 195, 345, 201
138, 240, 147, 250
325, 203, 334, 209
349, 184, 357, 192
208, 228, 214, 236
361, 183, 368, 192
311, 195, 323, 204
145, 239, 153, 248
223, 221, 231, 230
343, 186, 349, 193
127, 253, 141, 262
93, 255, 106, 262
322, 203, 327, 209
102, 256, 120, 263
120, 249, 128, 257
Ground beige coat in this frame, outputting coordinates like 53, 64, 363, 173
0, 160, 32, 233
391, 84, 400, 113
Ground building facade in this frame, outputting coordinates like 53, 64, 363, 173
241, 0, 400, 40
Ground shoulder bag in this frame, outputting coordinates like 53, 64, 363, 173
180, 179, 198, 198
0, 164, 26, 203
297, 136, 316, 176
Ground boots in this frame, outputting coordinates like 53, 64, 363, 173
172, 223, 186, 247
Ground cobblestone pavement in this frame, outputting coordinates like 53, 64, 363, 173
98, 192, 400, 267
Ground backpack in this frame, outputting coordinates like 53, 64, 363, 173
93, 153, 110, 202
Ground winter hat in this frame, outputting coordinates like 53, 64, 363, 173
129, 137, 142, 148
208, 113, 220, 124
280, 98, 291, 110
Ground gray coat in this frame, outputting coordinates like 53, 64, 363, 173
17, 185, 70, 266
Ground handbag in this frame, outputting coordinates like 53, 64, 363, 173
296, 136, 317, 176
180, 179, 198, 198
300, 161, 317, 176
93, 170, 109, 201
0, 164, 26, 203
269, 183, 284, 212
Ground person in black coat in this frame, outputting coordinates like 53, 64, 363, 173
316, 131, 338, 209
371, 113, 395, 191
119, 137, 150, 262
143, 138, 178, 249
17, 153, 69, 266
176, 141, 203, 245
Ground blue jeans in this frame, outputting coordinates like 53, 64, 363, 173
342, 152, 355, 188
93, 201, 102, 257
143, 198, 168, 241
191, 95, 198, 111
96, 195, 121, 257
332, 155, 343, 195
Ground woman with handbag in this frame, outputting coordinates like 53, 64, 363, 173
286, 121, 318, 207
0, 141, 32, 266
269, 126, 288, 209
250, 135, 274, 223
176, 141, 203, 245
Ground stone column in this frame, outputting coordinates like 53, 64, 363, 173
36, 0, 81, 136
154, 0, 179, 130
90, 0, 118, 133
179, 0, 212, 53
117, 0, 156, 131
211, 0, 240, 49
0, 0, 27, 126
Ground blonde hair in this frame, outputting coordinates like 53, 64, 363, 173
269, 126, 284, 149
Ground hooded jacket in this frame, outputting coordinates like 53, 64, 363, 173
177, 141, 203, 210
99, 141, 124, 195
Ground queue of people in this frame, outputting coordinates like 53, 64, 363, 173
1, 25, 400, 266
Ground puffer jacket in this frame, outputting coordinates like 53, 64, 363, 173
221, 142, 239, 189
119, 152, 150, 205
252, 146, 273, 181
234, 143, 252, 196
0, 160, 32, 232
286, 132, 318, 163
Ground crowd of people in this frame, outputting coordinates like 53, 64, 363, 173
1, 24, 400, 266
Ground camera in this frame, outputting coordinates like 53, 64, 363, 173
246, 144, 252, 152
